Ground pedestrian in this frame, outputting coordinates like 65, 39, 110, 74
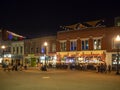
97, 63, 100, 72
15, 63, 18, 71
2, 61, 7, 71
24, 64, 27, 70
19, 64, 23, 71
108, 64, 111, 73
12, 62, 16, 71
8, 64, 12, 71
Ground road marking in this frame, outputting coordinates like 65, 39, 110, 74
42, 76, 50, 79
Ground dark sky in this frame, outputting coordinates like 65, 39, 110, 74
0, 0, 120, 38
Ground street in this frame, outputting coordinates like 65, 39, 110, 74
0, 69, 120, 90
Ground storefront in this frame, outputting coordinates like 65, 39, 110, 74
40, 54, 57, 67
24, 54, 38, 67
112, 54, 120, 70
60, 56, 76, 64
40, 55, 46, 64
57, 50, 106, 65
0, 54, 12, 64
12, 54, 23, 65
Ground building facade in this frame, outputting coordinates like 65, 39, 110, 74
24, 36, 57, 67
11, 41, 24, 66
0, 29, 25, 65
56, 26, 120, 69
0, 40, 12, 64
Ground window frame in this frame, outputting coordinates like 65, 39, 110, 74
93, 37, 102, 50
81, 38, 89, 50
70, 39, 77, 51
60, 40, 67, 51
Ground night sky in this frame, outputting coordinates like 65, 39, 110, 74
0, 0, 120, 38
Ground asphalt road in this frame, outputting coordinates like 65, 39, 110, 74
0, 69, 120, 90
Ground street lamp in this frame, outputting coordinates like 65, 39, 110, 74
1, 45, 6, 62
115, 35, 120, 75
44, 41, 48, 71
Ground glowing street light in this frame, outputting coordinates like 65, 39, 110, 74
1, 45, 6, 50
115, 35, 120, 75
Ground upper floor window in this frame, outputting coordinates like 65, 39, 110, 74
112, 35, 120, 49
7, 47, 11, 52
41, 47, 45, 54
81, 40, 89, 50
36, 48, 39, 53
60, 41, 66, 51
31, 48, 33, 53
13, 47, 15, 53
70, 40, 77, 51
117, 22, 120, 26
93, 39, 101, 50
52, 43, 56, 52
25, 46, 28, 54
16, 47, 19, 54
20, 46, 23, 54
115, 17, 120, 26
41, 46, 49, 54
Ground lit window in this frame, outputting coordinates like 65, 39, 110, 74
60, 41, 66, 51
117, 22, 120, 26
93, 39, 101, 50
41, 47, 45, 53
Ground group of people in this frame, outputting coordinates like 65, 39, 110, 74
95, 63, 112, 73
2, 60, 23, 71
36, 63, 47, 71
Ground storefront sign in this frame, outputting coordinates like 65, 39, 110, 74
28, 54, 35, 58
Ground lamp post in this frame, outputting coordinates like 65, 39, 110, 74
115, 35, 120, 75
1, 45, 6, 61
44, 42, 48, 71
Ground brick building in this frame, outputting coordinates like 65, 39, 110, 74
56, 26, 120, 68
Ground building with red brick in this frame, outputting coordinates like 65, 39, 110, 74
56, 26, 120, 69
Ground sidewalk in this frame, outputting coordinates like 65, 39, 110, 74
22, 67, 119, 75
22, 67, 68, 73
0, 66, 119, 76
